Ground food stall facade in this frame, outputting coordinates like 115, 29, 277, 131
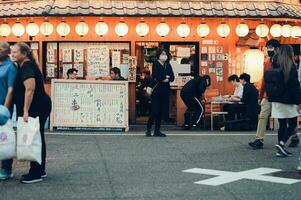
0, 0, 300, 128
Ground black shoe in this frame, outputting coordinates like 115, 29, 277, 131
20, 174, 43, 184
153, 132, 166, 137
145, 130, 152, 137
288, 138, 300, 148
248, 139, 264, 149
41, 171, 47, 178
275, 144, 292, 157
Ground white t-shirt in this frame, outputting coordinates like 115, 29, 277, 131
233, 83, 244, 98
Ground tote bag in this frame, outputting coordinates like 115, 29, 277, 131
0, 120, 16, 160
17, 117, 41, 164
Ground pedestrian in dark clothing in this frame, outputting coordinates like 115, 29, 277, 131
11, 43, 52, 184
146, 48, 174, 137
268, 45, 301, 157
180, 75, 211, 128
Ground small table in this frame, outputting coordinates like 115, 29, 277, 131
210, 101, 238, 131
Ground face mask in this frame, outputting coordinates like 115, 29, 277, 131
267, 50, 275, 58
159, 55, 168, 62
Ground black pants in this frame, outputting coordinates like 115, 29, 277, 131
181, 93, 204, 125
147, 92, 169, 132
223, 104, 246, 121
278, 117, 297, 144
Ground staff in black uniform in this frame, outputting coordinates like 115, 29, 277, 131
146, 48, 174, 137
11, 43, 52, 184
180, 75, 211, 128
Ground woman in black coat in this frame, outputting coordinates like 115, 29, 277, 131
269, 45, 301, 157
146, 48, 174, 137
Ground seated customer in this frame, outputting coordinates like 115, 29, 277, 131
239, 73, 259, 127
223, 74, 243, 102
180, 75, 211, 128
110, 67, 126, 80
67, 68, 78, 80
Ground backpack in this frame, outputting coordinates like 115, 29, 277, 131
264, 68, 285, 99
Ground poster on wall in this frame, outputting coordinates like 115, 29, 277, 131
74, 49, 84, 62
62, 49, 72, 63
128, 56, 137, 82
216, 68, 223, 76
87, 46, 110, 77
201, 47, 207, 54
122, 54, 129, 64
177, 47, 191, 57
47, 49, 55, 63
112, 51, 121, 68
73, 63, 84, 78
62, 64, 73, 78
47, 64, 56, 78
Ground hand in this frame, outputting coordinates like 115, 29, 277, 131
166, 75, 170, 79
162, 79, 169, 83
23, 112, 29, 123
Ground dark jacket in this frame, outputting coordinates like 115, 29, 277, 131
241, 82, 259, 122
269, 60, 301, 105
151, 61, 175, 95
181, 76, 207, 98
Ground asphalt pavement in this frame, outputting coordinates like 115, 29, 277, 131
1, 131, 301, 200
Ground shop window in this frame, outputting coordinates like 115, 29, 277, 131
44, 42, 130, 82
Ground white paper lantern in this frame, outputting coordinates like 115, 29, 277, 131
40, 22, 54, 36
115, 22, 128, 37
12, 22, 25, 37
0, 23, 11, 37
95, 21, 109, 36
244, 49, 264, 83
26, 22, 39, 36
281, 24, 292, 38
156, 22, 170, 37
235, 23, 249, 37
177, 23, 190, 38
217, 23, 230, 37
270, 24, 282, 37
291, 26, 301, 38
136, 22, 149, 37
255, 24, 269, 37
75, 22, 89, 36
196, 23, 210, 37
56, 22, 71, 37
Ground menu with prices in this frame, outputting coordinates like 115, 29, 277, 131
51, 80, 129, 131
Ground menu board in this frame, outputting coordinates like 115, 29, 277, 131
50, 79, 129, 131
87, 46, 110, 77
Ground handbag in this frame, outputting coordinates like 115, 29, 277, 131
146, 83, 159, 96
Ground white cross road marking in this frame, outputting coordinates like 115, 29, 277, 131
183, 168, 301, 186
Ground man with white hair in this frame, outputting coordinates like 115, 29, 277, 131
0, 42, 17, 181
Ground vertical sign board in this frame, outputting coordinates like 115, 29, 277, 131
50, 79, 129, 131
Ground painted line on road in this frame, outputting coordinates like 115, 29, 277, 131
45, 132, 293, 136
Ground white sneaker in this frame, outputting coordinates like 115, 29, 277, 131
297, 166, 301, 171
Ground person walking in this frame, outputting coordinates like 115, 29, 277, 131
268, 45, 301, 157
180, 75, 211, 129
11, 43, 52, 184
248, 39, 299, 149
0, 42, 17, 181
146, 48, 174, 137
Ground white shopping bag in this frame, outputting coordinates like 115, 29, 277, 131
0, 120, 16, 160
17, 117, 41, 164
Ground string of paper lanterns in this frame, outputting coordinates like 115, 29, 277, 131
0, 20, 300, 38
